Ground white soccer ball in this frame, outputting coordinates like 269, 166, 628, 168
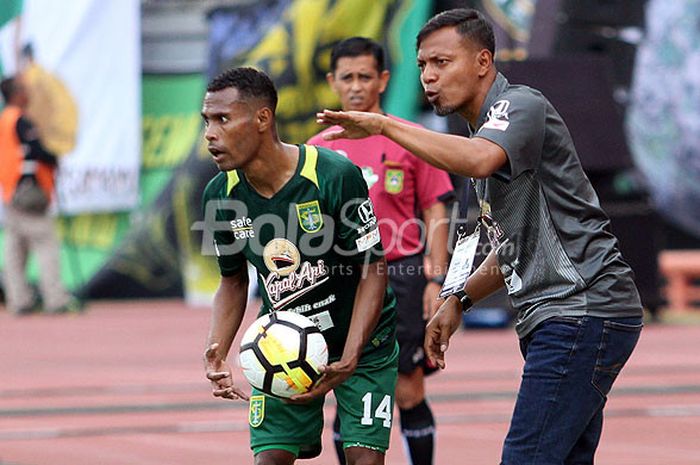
239, 311, 328, 398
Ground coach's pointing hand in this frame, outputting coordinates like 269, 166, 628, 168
316, 110, 388, 141
204, 343, 249, 401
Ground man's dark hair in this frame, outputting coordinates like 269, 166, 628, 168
416, 8, 495, 56
1, 76, 18, 103
330, 37, 385, 73
207, 67, 278, 111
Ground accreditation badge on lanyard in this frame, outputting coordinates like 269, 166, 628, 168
439, 179, 481, 298
439, 224, 481, 298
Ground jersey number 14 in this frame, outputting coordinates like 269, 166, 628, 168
360, 393, 392, 428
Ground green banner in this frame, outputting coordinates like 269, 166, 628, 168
141, 74, 206, 204
384, 0, 433, 119
78, 73, 205, 298
0, 0, 22, 79
0, 0, 23, 27
55, 0, 434, 301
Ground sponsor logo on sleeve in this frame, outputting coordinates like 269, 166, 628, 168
356, 227, 381, 252
358, 199, 376, 224
355, 198, 378, 235
482, 99, 510, 131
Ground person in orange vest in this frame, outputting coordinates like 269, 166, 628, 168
0, 75, 80, 315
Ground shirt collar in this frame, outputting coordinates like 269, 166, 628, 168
470, 72, 509, 133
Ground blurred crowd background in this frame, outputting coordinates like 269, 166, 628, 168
1, 0, 699, 318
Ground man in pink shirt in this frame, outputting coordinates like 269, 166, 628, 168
308, 37, 454, 465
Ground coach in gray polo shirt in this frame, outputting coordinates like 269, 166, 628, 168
316, 7, 643, 465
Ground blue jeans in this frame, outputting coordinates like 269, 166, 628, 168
501, 315, 642, 465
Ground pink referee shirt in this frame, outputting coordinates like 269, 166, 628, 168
308, 114, 454, 262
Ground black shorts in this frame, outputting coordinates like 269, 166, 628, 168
388, 254, 436, 375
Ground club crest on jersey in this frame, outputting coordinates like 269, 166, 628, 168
385, 169, 404, 194
263, 238, 301, 277
249, 395, 265, 427
296, 200, 323, 233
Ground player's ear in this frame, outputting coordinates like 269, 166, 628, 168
477, 49, 493, 77
378, 69, 390, 94
326, 72, 337, 90
256, 107, 273, 132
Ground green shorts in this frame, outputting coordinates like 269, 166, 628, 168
249, 342, 399, 459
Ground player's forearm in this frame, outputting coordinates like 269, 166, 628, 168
464, 250, 504, 302
381, 117, 502, 178
342, 259, 387, 366
423, 202, 450, 279
206, 271, 249, 360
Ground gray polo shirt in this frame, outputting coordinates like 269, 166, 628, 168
471, 73, 642, 338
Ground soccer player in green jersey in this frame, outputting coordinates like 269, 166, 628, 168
200, 67, 398, 465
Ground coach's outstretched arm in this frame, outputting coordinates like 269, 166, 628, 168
317, 110, 507, 179
204, 268, 250, 401
290, 258, 387, 403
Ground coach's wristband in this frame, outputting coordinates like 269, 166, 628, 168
429, 275, 446, 285
451, 289, 473, 313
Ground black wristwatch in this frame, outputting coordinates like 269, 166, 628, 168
451, 289, 473, 313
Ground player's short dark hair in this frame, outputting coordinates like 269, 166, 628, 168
207, 67, 278, 112
416, 8, 495, 56
0, 76, 18, 103
330, 37, 385, 73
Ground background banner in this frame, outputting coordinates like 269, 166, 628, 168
0, 0, 141, 213
626, 0, 700, 238
80, 0, 433, 303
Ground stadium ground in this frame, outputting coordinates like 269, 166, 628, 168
1, 299, 699, 464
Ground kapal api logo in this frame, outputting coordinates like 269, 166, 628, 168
261, 238, 330, 310
262, 238, 301, 277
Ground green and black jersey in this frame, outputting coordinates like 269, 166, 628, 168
202, 144, 396, 362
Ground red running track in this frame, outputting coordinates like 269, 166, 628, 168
1, 299, 699, 465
